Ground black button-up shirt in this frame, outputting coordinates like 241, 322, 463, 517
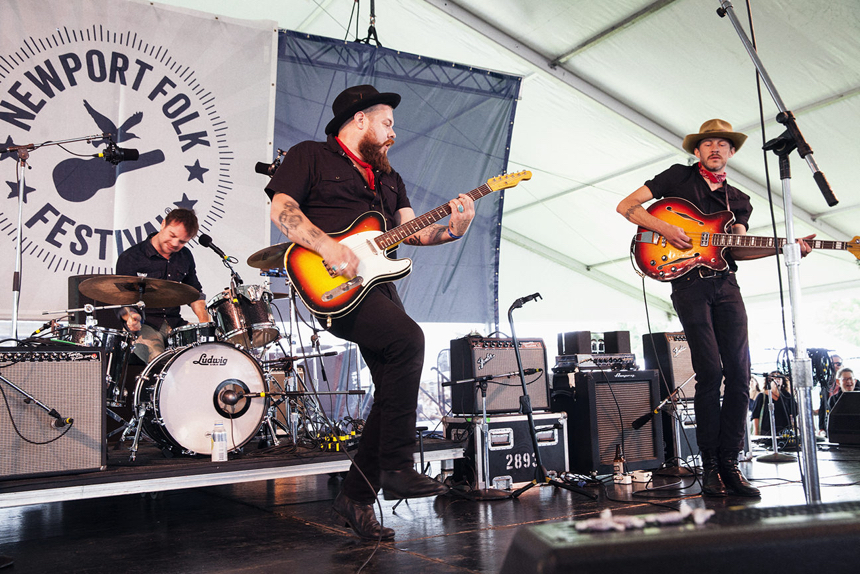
265, 134, 411, 235
115, 233, 205, 330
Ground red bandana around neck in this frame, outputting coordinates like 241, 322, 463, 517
335, 136, 375, 190
698, 162, 727, 184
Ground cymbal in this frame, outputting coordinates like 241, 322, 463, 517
79, 275, 199, 307
247, 242, 291, 269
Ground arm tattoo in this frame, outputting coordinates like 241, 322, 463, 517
624, 204, 645, 221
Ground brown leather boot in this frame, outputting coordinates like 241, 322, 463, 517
719, 451, 761, 497
700, 449, 727, 497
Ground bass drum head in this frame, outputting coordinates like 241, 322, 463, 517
153, 342, 267, 455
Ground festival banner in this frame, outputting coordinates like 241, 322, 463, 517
0, 0, 277, 321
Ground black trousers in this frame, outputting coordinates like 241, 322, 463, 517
327, 283, 425, 504
671, 273, 750, 453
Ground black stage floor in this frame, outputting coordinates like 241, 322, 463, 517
3, 439, 860, 573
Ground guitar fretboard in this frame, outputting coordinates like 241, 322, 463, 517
711, 233, 853, 252
375, 183, 494, 250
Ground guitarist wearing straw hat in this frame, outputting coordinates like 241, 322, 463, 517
616, 119, 814, 498
266, 85, 475, 540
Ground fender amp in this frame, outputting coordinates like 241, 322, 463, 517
0, 346, 106, 480
449, 336, 550, 415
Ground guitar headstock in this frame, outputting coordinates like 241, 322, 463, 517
487, 170, 532, 191
848, 237, 860, 260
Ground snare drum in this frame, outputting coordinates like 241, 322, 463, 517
167, 322, 219, 348
207, 284, 279, 348
133, 342, 268, 455
56, 325, 133, 406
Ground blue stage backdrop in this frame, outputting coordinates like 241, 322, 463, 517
271, 30, 520, 326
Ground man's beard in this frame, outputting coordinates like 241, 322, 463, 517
359, 135, 393, 174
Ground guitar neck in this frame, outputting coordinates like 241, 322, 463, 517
712, 233, 849, 252
375, 183, 494, 250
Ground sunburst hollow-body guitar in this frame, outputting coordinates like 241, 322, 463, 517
631, 197, 860, 281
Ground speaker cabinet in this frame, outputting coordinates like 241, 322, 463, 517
449, 336, 549, 415
569, 370, 663, 474
642, 332, 698, 400
828, 392, 860, 444
0, 346, 106, 480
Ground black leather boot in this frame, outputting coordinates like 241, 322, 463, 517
332, 492, 395, 540
719, 451, 761, 497
700, 449, 727, 497
380, 468, 449, 500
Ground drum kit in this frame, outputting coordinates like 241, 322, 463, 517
31, 243, 362, 461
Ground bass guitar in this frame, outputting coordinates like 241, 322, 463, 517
631, 197, 860, 281
284, 170, 532, 321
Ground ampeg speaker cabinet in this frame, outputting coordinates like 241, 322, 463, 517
642, 332, 699, 401
444, 412, 568, 488
828, 392, 860, 445
569, 370, 664, 474
0, 346, 106, 479
449, 336, 550, 415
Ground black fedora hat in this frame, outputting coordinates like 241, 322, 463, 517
324, 85, 401, 135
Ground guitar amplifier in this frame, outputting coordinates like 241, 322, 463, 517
449, 336, 550, 415
0, 346, 106, 479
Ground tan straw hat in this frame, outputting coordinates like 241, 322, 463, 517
682, 119, 748, 155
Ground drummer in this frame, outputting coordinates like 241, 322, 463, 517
115, 208, 210, 362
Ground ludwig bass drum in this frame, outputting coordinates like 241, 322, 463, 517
133, 342, 267, 455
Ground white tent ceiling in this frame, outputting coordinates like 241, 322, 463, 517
160, 0, 860, 329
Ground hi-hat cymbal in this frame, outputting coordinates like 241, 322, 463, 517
79, 275, 199, 307
247, 242, 292, 269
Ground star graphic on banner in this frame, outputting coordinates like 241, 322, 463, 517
6, 180, 36, 203
1, 136, 17, 162
173, 193, 198, 210
185, 160, 209, 183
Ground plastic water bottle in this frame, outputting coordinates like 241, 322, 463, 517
211, 422, 228, 462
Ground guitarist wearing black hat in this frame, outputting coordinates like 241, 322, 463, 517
265, 85, 475, 540
617, 119, 813, 498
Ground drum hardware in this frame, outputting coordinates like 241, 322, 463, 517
78, 275, 200, 308
40, 302, 138, 407
247, 242, 291, 271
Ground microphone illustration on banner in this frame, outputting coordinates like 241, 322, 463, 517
95, 140, 139, 165
510, 292, 542, 310
198, 234, 228, 260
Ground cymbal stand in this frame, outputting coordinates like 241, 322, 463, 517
1, 133, 107, 340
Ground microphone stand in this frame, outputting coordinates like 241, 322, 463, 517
757, 378, 795, 463
717, 0, 830, 503
506, 295, 594, 500
1, 133, 107, 340
635, 373, 696, 477
444, 374, 515, 500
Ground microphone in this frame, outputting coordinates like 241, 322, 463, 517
31, 319, 56, 336
631, 410, 655, 430
51, 416, 74, 429
198, 234, 228, 259
510, 292, 542, 310
96, 141, 139, 165
220, 388, 266, 406
445, 368, 541, 386
255, 149, 287, 177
